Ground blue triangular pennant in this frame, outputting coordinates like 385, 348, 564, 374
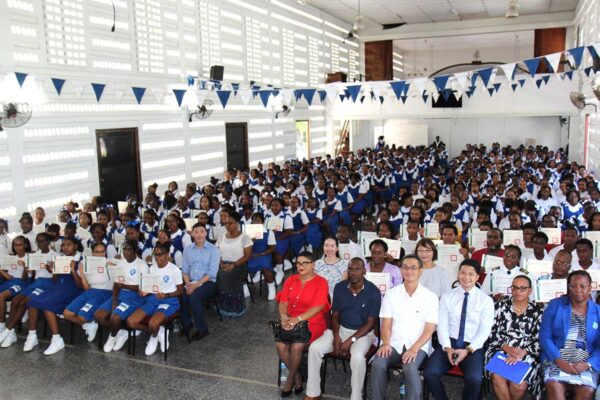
569, 46, 585, 67
403, 82, 410, 94
252, 85, 261, 92
441, 89, 451, 101
493, 83, 501, 93
318, 90, 327, 103
172, 89, 187, 107
359, 96, 366, 104
91, 83, 106, 102
186, 76, 195, 86
231, 83, 239, 95
523, 58, 541, 77
465, 90, 473, 98
487, 87, 495, 97
389, 81, 406, 100
51, 78, 65, 95
259, 90, 273, 107
588, 45, 600, 60
346, 85, 361, 102
252, 90, 259, 98
379, 96, 385, 104
433, 75, 450, 93
511, 83, 518, 92
477, 68, 494, 88
422, 91, 429, 103
131, 87, 146, 104
294, 90, 302, 102
585, 67, 593, 77
211, 80, 222, 90
542, 75, 550, 84
518, 79, 526, 88
565, 70, 574, 81
536, 79, 543, 89
339, 94, 345, 102
199, 80, 207, 90
370, 91, 375, 100
400, 94, 408, 104
14, 72, 28, 88
303, 88, 316, 105
216, 90, 231, 108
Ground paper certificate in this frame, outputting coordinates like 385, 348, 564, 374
140, 273, 162, 294
535, 279, 567, 302
117, 201, 128, 214
183, 218, 196, 233
402, 240, 418, 255
382, 239, 402, 259
490, 276, 514, 295
339, 243, 352, 261
482, 254, 504, 271
244, 224, 264, 240
84, 256, 107, 275
588, 270, 600, 291
521, 247, 534, 260
503, 230, 523, 246
32, 224, 46, 234
365, 272, 391, 295
540, 228, 562, 245
584, 232, 600, 257
190, 209, 202, 218
424, 223, 440, 239
54, 256, 74, 274
77, 228, 92, 242
212, 226, 227, 240
107, 264, 126, 284
437, 244, 461, 263
0, 255, 20, 271
525, 259, 553, 279
113, 233, 126, 250
469, 229, 488, 250
360, 231, 379, 257
27, 254, 48, 271
266, 217, 284, 232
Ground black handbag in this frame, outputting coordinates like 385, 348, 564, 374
269, 320, 311, 343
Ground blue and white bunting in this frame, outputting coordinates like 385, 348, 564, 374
477, 67, 494, 88
523, 58, 541, 77
91, 83, 106, 102
216, 90, 231, 108
14, 72, 28, 88
544, 52, 561, 73
131, 87, 146, 104
51, 78, 66, 95
172, 89, 187, 107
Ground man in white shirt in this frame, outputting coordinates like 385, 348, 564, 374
370, 255, 439, 400
423, 259, 494, 400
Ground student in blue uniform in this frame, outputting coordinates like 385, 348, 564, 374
87, 223, 118, 259
304, 197, 324, 255
287, 196, 310, 257
0, 233, 55, 349
63, 242, 113, 343
247, 213, 277, 300
0, 236, 31, 340
266, 198, 293, 284
27, 237, 84, 355
95, 240, 147, 353
561, 190, 585, 228
127, 242, 183, 356
322, 187, 342, 238
141, 209, 159, 246
165, 214, 192, 253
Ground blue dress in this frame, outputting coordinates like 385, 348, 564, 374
305, 209, 323, 250
347, 184, 366, 216
247, 231, 273, 273
28, 258, 83, 314
322, 200, 340, 237
289, 212, 306, 256
335, 192, 352, 226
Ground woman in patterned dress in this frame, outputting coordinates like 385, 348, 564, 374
314, 236, 347, 300
485, 275, 543, 399
540, 270, 600, 400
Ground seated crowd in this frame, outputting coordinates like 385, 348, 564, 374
1, 140, 600, 400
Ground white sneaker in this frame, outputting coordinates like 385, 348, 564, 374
43, 336, 65, 355
103, 334, 117, 353
267, 282, 277, 301
243, 285, 251, 298
157, 326, 169, 353
251, 273, 262, 283
113, 329, 129, 352
85, 322, 99, 342
0, 328, 9, 344
21, 310, 29, 323
1, 329, 17, 348
135, 330, 143, 336
145, 335, 159, 356
23, 333, 38, 352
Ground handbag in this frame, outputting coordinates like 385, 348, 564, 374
269, 319, 311, 343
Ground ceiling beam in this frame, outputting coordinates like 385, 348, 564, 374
358, 11, 575, 42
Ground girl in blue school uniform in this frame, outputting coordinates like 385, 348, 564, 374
95, 240, 147, 353
561, 189, 585, 227
27, 237, 84, 355
175, 196, 193, 218
185, 183, 201, 209
147, 229, 183, 269
347, 173, 368, 219
321, 187, 343, 238
387, 198, 404, 233
265, 198, 293, 285
63, 242, 112, 343
304, 197, 323, 254
371, 168, 390, 210
287, 196, 310, 256
0, 233, 55, 349
165, 213, 192, 253
247, 213, 277, 300
334, 180, 354, 227
124, 221, 153, 261
87, 223, 118, 259
141, 209, 159, 245
127, 242, 183, 356
314, 178, 328, 205
0, 236, 31, 340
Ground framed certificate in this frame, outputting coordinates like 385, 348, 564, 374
482, 254, 504, 271
535, 279, 567, 302
107, 264, 126, 284
540, 228, 562, 245
382, 239, 402, 259
140, 273, 162, 294
84, 256, 107, 275
525, 259, 553, 279
243, 224, 264, 240
503, 230, 523, 246
338, 243, 352, 261
54, 256, 74, 274
424, 223, 440, 239
365, 272, 391, 295
0, 255, 20, 271
469, 228, 488, 250
27, 254, 48, 271
490, 275, 514, 295
266, 217, 284, 232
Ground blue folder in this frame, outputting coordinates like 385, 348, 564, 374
485, 351, 532, 384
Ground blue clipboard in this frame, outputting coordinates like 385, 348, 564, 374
485, 351, 532, 384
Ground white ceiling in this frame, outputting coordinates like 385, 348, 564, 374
394, 30, 534, 52
305, 0, 579, 29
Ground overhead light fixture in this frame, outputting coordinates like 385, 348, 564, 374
505, 0, 519, 18
353, 0, 364, 31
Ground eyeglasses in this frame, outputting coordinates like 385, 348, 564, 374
511, 285, 530, 292
295, 261, 314, 268
400, 266, 422, 271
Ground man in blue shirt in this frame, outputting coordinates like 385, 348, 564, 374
181, 223, 220, 341
304, 257, 381, 400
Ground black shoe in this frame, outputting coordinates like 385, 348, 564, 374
191, 330, 209, 342
280, 389, 293, 398
294, 385, 303, 395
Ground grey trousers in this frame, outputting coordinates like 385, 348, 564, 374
370, 347, 428, 400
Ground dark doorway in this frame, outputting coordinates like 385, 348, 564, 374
225, 123, 248, 171
96, 128, 142, 206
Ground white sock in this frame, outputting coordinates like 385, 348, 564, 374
275, 264, 283, 273
52, 334, 61, 339
28, 330, 37, 337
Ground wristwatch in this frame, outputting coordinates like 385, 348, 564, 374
351, 336, 357, 343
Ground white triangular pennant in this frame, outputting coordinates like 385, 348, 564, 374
151, 87, 166, 103
238, 89, 252, 105
114, 85, 125, 102
73, 80, 85, 97
500, 63, 517, 82
453, 90, 462, 101
412, 78, 428, 95
324, 84, 340, 103
280, 89, 293, 106
369, 81, 387, 99
453, 72, 470, 91
545, 52, 562, 73
431, 91, 440, 102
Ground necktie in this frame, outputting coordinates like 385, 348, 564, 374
456, 292, 469, 349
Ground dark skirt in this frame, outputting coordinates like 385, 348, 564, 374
217, 263, 248, 318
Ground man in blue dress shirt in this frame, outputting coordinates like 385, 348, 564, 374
181, 223, 220, 341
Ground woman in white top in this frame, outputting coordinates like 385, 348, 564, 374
216, 212, 252, 318
314, 237, 347, 299
416, 238, 451, 298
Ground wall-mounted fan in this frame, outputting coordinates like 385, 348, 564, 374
188, 99, 214, 121
570, 91, 598, 112
275, 105, 292, 119
592, 77, 600, 101
0, 102, 32, 131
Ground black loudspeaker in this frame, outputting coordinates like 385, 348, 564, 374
210, 65, 224, 81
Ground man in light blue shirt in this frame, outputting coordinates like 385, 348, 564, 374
181, 223, 220, 341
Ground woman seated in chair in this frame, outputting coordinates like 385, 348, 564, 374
540, 270, 600, 400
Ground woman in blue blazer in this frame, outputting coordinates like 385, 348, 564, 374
540, 270, 600, 400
